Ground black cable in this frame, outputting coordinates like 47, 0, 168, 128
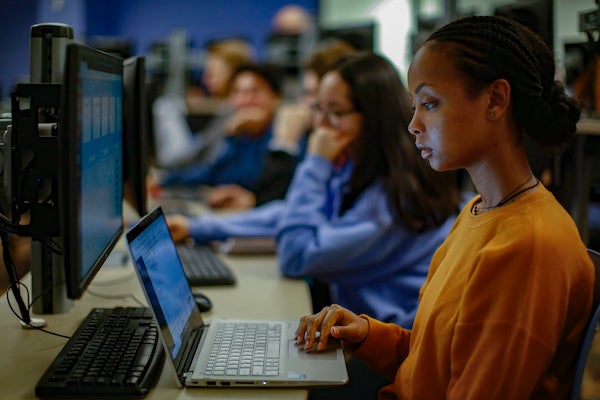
0, 213, 63, 255
27, 277, 67, 311
0, 219, 26, 235
0, 229, 31, 324
0, 203, 62, 327
5, 282, 70, 339
0, 212, 16, 227
0, 216, 38, 237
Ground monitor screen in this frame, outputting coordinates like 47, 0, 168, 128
60, 43, 124, 299
123, 56, 149, 217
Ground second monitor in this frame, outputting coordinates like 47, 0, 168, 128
123, 55, 149, 218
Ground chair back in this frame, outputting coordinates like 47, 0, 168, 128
591, 249, 600, 312
570, 248, 600, 400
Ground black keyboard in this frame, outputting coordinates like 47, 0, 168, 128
177, 244, 236, 286
35, 307, 165, 398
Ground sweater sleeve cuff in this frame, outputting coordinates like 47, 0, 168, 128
351, 315, 393, 357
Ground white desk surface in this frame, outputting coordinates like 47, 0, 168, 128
0, 243, 311, 400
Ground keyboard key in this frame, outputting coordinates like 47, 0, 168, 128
177, 244, 236, 286
204, 322, 281, 378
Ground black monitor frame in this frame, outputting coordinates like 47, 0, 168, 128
123, 55, 149, 217
60, 43, 124, 299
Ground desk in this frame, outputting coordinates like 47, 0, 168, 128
0, 245, 311, 399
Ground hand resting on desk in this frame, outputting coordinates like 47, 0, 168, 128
165, 214, 190, 243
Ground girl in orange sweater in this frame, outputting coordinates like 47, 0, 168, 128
297, 15, 594, 399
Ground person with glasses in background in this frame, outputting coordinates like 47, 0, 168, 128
206, 38, 356, 210
309, 102, 358, 123
167, 52, 461, 330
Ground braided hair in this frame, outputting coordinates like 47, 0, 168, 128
424, 15, 580, 151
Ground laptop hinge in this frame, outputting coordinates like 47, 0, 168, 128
176, 326, 207, 379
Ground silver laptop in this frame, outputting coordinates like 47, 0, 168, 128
125, 207, 349, 388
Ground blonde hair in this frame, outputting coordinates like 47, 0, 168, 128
207, 38, 254, 69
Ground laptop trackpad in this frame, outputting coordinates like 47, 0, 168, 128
288, 340, 338, 360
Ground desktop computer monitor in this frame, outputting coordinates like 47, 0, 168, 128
123, 56, 149, 217
59, 43, 124, 299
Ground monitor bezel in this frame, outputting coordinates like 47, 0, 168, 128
60, 43, 124, 299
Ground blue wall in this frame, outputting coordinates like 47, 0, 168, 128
102, 0, 317, 58
0, 0, 317, 102
1, 0, 37, 101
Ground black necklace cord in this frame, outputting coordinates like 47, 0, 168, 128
472, 173, 539, 215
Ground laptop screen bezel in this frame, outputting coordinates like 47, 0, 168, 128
125, 207, 206, 379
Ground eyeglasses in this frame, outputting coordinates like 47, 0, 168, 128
310, 102, 358, 124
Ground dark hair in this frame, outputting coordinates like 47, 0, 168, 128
334, 52, 460, 232
231, 63, 285, 96
424, 15, 580, 151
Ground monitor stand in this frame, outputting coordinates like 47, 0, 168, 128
30, 240, 72, 314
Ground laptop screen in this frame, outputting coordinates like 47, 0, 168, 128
126, 208, 199, 358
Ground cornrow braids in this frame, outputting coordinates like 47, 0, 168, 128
425, 15, 580, 151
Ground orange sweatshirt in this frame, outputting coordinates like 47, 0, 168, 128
352, 185, 594, 399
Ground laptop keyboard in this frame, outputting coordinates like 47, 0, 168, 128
204, 322, 282, 377
177, 244, 236, 286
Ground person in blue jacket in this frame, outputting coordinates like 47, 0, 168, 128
166, 52, 461, 327
157, 63, 284, 191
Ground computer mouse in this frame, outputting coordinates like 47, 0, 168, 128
193, 292, 213, 312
